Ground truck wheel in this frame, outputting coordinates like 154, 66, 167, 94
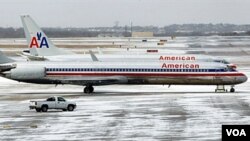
67, 105, 74, 111
36, 108, 41, 112
41, 105, 48, 112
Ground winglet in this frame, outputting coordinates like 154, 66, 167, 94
89, 50, 99, 62
97, 47, 103, 54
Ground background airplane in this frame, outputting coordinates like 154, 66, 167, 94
20, 15, 232, 66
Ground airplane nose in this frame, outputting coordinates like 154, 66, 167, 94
239, 73, 248, 83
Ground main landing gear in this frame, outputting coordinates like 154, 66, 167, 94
84, 85, 94, 94
215, 85, 235, 93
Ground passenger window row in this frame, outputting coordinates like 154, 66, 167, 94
46, 68, 226, 72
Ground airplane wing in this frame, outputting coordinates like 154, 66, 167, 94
51, 76, 128, 86
0, 51, 16, 72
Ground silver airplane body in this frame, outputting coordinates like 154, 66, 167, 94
21, 51, 229, 64
0, 52, 247, 93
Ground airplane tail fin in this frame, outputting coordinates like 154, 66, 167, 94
21, 15, 74, 56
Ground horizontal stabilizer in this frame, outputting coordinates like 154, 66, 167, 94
18, 53, 47, 61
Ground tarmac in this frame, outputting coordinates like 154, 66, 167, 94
0, 81, 250, 141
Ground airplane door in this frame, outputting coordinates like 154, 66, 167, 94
56, 97, 67, 109
213, 69, 223, 84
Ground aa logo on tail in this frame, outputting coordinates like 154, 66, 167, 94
29, 32, 49, 48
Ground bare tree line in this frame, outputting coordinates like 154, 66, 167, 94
1, 24, 250, 38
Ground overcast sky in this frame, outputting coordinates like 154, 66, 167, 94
0, 0, 250, 27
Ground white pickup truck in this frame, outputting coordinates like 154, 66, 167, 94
29, 96, 77, 112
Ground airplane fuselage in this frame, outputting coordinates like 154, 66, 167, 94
3, 61, 247, 86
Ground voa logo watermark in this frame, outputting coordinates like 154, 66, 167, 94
226, 129, 246, 136
222, 125, 250, 141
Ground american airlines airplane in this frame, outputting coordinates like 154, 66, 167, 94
20, 15, 231, 66
0, 51, 247, 93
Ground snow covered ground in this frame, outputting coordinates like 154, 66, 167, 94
0, 77, 250, 141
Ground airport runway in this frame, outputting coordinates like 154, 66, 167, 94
1, 36, 250, 141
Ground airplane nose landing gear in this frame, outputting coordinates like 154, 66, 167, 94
230, 85, 235, 93
84, 85, 94, 94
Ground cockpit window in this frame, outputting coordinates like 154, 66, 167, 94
214, 59, 230, 64
227, 66, 236, 72
222, 60, 230, 64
